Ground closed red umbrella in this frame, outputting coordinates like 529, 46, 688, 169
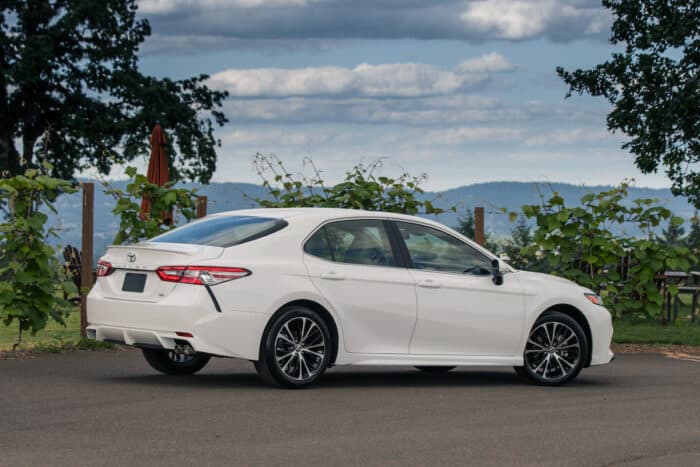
139, 123, 173, 225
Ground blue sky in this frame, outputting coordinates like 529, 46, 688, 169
131, 0, 669, 190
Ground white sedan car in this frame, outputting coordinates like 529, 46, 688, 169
87, 208, 614, 388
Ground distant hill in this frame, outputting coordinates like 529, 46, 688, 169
48, 180, 695, 261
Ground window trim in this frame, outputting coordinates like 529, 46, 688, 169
389, 219, 494, 276
302, 217, 407, 269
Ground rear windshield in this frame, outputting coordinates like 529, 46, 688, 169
150, 215, 288, 247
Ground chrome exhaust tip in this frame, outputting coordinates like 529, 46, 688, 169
173, 341, 195, 356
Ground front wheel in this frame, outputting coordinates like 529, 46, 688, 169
514, 311, 588, 386
142, 349, 210, 375
255, 306, 332, 388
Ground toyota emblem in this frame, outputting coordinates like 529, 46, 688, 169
127, 252, 136, 263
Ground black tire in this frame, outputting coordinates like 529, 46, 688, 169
514, 311, 589, 386
415, 366, 456, 373
142, 348, 210, 375
255, 305, 332, 388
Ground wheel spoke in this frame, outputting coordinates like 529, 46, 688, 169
554, 354, 566, 375
301, 322, 317, 344
556, 354, 575, 368
276, 351, 294, 362
278, 334, 295, 345
302, 348, 324, 358
281, 355, 294, 372
543, 323, 553, 346
527, 339, 546, 350
299, 318, 307, 344
283, 323, 296, 343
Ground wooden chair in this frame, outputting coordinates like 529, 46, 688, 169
63, 245, 82, 302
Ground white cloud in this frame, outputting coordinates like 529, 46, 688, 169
461, 0, 610, 40
523, 128, 616, 147
424, 127, 524, 145
457, 52, 515, 74
138, 0, 312, 14
208, 54, 514, 98
139, 0, 611, 54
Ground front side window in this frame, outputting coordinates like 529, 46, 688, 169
151, 215, 287, 247
396, 221, 491, 274
305, 219, 396, 267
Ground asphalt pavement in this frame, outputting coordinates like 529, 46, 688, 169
0, 350, 698, 466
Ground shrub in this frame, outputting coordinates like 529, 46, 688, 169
0, 165, 78, 339
520, 182, 692, 319
253, 153, 453, 215
102, 167, 198, 245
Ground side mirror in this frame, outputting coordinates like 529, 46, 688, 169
491, 259, 504, 286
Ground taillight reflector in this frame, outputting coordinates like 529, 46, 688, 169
156, 266, 250, 286
96, 260, 113, 277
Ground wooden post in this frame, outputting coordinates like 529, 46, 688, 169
80, 183, 94, 338
474, 206, 485, 246
196, 195, 208, 219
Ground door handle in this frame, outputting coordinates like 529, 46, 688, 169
417, 279, 440, 288
320, 271, 345, 280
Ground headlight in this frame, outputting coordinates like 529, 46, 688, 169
584, 293, 603, 306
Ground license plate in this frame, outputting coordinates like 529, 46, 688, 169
122, 273, 147, 293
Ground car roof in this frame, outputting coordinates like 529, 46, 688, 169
211, 207, 440, 225
207, 207, 503, 266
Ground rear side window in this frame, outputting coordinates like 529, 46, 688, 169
304, 220, 396, 267
151, 215, 287, 247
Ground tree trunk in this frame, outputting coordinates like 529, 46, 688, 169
0, 134, 20, 176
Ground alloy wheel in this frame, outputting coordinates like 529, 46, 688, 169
524, 321, 581, 381
274, 316, 326, 381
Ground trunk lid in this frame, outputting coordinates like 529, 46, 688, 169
98, 242, 224, 302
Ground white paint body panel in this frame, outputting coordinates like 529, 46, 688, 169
87, 208, 614, 370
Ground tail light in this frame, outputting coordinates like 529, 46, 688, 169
156, 266, 251, 286
96, 260, 113, 277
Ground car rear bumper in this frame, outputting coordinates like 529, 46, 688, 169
86, 282, 268, 360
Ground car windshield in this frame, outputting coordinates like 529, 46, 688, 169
150, 215, 287, 247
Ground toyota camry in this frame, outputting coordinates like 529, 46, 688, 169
87, 208, 614, 388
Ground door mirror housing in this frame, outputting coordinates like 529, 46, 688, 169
491, 259, 504, 286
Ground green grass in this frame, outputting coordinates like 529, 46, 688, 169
613, 319, 700, 346
0, 309, 115, 352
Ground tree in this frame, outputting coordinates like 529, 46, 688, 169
521, 183, 691, 319
453, 209, 500, 253
253, 154, 453, 216
102, 166, 198, 245
687, 211, 700, 252
0, 0, 228, 182
0, 164, 77, 341
454, 210, 475, 239
557, 0, 700, 206
502, 215, 535, 270
661, 216, 686, 247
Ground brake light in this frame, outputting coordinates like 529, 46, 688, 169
156, 266, 251, 286
96, 260, 113, 277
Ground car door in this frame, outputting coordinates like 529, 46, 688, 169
392, 221, 525, 357
303, 219, 417, 354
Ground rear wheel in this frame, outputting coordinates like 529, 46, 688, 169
514, 311, 588, 385
415, 366, 456, 373
255, 306, 331, 388
142, 349, 210, 375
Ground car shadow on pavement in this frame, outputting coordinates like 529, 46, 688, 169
100, 368, 610, 389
